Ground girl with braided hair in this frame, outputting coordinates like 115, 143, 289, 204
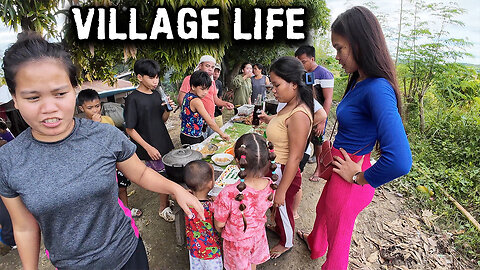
214, 133, 278, 270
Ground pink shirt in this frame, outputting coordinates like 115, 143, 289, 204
180, 75, 217, 119
214, 178, 275, 241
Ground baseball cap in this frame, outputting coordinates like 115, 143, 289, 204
214, 63, 221, 71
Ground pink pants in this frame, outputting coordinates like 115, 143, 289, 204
307, 147, 375, 269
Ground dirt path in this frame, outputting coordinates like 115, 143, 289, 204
0, 109, 474, 269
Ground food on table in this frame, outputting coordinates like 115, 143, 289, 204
215, 165, 240, 187
212, 153, 234, 166
232, 115, 253, 125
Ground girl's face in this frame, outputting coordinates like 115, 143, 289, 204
269, 72, 297, 103
242, 64, 253, 76
253, 65, 262, 76
331, 32, 359, 74
12, 59, 76, 142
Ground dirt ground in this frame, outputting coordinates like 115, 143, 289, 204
0, 108, 476, 270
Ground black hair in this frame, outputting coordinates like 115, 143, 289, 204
331, 6, 402, 114
0, 119, 7, 130
295, 45, 315, 59
133, 59, 160, 77
269, 56, 314, 118
239, 62, 252, 74
184, 160, 213, 192
190, 70, 212, 89
2, 32, 78, 95
234, 133, 278, 232
77, 89, 100, 106
253, 63, 266, 75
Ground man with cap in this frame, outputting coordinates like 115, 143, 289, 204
177, 56, 234, 138
213, 63, 224, 127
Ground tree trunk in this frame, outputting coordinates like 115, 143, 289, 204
395, 0, 403, 65
419, 94, 425, 132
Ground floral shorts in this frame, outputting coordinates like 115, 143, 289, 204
223, 230, 270, 270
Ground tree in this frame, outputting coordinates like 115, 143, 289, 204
0, 0, 62, 38
396, 0, 472, 132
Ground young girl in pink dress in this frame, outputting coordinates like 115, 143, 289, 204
214, 133, 278, 270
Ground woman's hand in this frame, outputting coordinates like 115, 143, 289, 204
273, 190, 286, 207
332, 148, 364, 183
173, 186, 205, 220
258, 111, 272, 124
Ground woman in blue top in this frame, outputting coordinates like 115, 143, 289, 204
297, 6, 412, 269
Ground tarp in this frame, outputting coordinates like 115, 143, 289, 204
0, 85, 12, 105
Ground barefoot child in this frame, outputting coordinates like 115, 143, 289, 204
77, 89, 142, 217
180, 70, 230, 145
214, 133, 278, 270
0, 33, 205, 269
184, 160, 223, 270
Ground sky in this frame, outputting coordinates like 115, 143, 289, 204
0, 0, 479, 65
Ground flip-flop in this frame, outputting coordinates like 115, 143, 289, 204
297, 230, 311, 252
309, 175, 322, 182
130, 208, 143, 218
269, 246, 292, 259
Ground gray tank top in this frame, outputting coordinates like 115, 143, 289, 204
251, 75, 267, 103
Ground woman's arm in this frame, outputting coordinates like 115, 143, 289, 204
191, 99, 230, 141
273, 111, 311, 206
116, 154, 205, 220
1, 196, 40, 270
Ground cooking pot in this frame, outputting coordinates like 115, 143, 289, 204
265, 99, 279, 115
162, 148, 203, 183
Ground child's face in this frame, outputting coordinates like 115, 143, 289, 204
79, 99, 101, 120
12, 59, 76, 142
191, 85, 209, 99
138, 74, 159, 90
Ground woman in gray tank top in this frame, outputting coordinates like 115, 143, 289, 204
251, 63, 271, 103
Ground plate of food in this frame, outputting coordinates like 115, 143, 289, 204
211, 153, 234, 166
190, 143, 218, 158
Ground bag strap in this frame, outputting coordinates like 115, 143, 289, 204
328, 118, 337, 142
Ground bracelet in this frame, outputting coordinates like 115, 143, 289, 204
352, 171, 363, 186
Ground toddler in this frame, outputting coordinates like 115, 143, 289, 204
184, 160, 223, 270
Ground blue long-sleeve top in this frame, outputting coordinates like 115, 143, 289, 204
333, 77, 412, 188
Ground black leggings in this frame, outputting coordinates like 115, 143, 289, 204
121, 237, 149, 270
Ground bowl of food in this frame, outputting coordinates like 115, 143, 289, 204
211, 153, 234, 167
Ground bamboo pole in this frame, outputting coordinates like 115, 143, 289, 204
416, 166, 480, 232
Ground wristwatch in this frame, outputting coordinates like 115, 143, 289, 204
352, 171, 362, 185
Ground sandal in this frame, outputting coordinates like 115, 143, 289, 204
130, 208, 142, 218
269, 245, 292, 259
293, 213, 300, 220
297, 230, 311, 252
159, 206, 175, 222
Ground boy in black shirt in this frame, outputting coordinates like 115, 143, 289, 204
124, 59, 176, 222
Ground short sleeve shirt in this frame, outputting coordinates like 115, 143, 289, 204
180, 75, 217, 119
214, 179, 275, 241
124, 89, 174, 159
0, 118, 138, 269
185, 200, 221, 259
